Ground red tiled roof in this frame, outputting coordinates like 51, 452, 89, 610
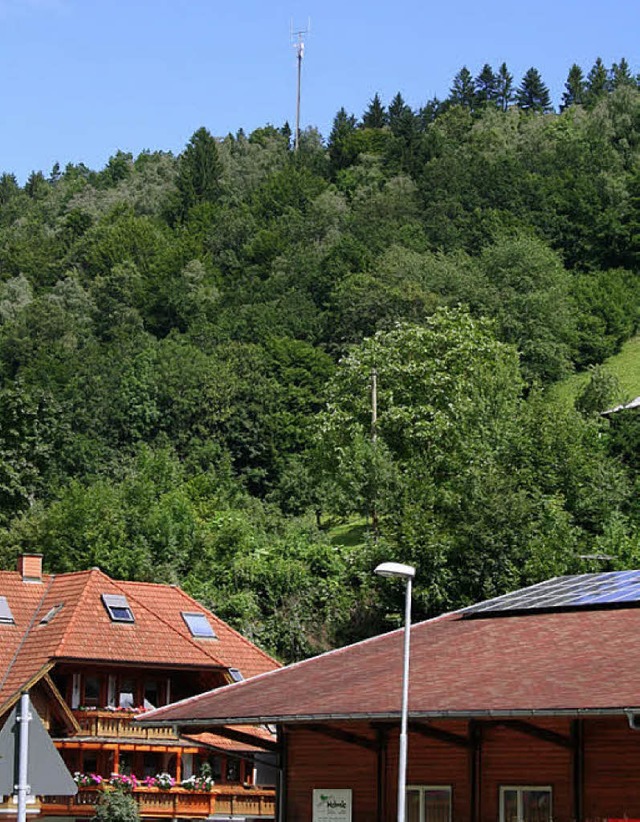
186, 726, 276, 753
0, 568, 278, 709
140, 605, 640, 726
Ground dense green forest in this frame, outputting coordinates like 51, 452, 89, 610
1, 58, 639, 662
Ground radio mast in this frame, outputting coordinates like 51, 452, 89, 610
291, 19, 310, 151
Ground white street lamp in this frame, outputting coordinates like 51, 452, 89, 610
374, 562, 416, 822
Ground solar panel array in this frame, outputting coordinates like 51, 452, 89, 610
463, 570, 640, 617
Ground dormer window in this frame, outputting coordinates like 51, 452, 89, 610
182, 611, 216, 638
40, 603, 63, 625
102, 594, 134, 623
0, 596, 14, 624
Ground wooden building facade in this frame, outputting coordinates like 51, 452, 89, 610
141, 571, 640, 822
0, 555, 278, 820
280, 714, 640, 822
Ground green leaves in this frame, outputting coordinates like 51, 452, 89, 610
176, 127, 223, 217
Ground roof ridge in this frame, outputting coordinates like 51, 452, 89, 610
108, 578, 227, 668
54, 568, 111, 657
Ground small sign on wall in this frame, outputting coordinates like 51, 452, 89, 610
312, 789, 352, 821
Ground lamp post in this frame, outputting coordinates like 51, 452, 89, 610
374, 561, 416, 822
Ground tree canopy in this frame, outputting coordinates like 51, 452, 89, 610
0, 57, 639, 660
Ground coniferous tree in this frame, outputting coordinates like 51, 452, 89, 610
176, 127, 223, 216
387, 92, 411, 134
495, 63, 515, 111
621, 167, 640, 269
561, 64, 586, 110
449, 67, 476, 109
0, 173, 19, 205
419, 97, 443, 126
611, 58, 635, 89
516, 67, 553, 113
327, 107, 358, 171
585, 57, 610, 106
362, 93, 387, 129
24, 170, 48, 199
475, 63, 498, 108
280, 121, 292, 146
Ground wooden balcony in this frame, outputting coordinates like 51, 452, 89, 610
41, 786, 276, 819
72, 711, 178, 742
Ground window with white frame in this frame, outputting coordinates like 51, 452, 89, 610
500, 786, 552, 822
406, 786, 452, 822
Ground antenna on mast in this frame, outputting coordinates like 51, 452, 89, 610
290, 18, 310, 151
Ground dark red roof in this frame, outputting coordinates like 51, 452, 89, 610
0, 568, 278, 710
140, 605, 640, 726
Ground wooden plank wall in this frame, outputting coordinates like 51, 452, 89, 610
479, 720, 573, 822
286, 724, 379, 822
583, 716, 640, 820
285, 717, 640, 822
387, 721, 471, 822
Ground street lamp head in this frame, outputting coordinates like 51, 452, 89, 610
374, 561, 416, 580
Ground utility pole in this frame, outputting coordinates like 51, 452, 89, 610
291, 20, 310, 151
371, 367, 379, 541
371, 367, 378, 443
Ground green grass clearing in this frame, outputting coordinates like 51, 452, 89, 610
327, 518, 369, 549
548, 335, 640, 409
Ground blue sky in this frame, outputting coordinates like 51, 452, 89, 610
0, 0, 638, 182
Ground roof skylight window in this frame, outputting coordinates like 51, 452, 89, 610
182, 611, 217, 638
40, 603, 63, 625
0, 596, 14, 625
102, 594, 135, 623
228, 668, 244, 682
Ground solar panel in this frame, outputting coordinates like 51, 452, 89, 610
463, 571, 640, 617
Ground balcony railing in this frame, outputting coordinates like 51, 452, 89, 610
41, 786, 276, 819
72, 711, 178, 742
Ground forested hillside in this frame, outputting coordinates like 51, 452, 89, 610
0, 59, 639, 662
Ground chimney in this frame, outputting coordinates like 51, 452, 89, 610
17, 553, 43, 583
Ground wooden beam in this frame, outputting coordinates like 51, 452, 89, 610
409, 721, 471, 748
469, 720, 482, 822
0, 662, 54, 717
492, 719, 572, 749
376, 726, 388, 822
297, 723, 379, 752
43, 673, 81, 733
571, 719, 584, 822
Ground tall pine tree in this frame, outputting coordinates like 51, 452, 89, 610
475, 64, 498, 108
387, 92, 412, 135
362, 93, 388, 128
585, 57, 610, 107
516, 67, 553, 113
561, 64, 586, 110
176, 127, 223, 216
495, 63, 515, 111
611, 58, 635, 89
449, 67, 476, 109
327, 107, 358, 172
